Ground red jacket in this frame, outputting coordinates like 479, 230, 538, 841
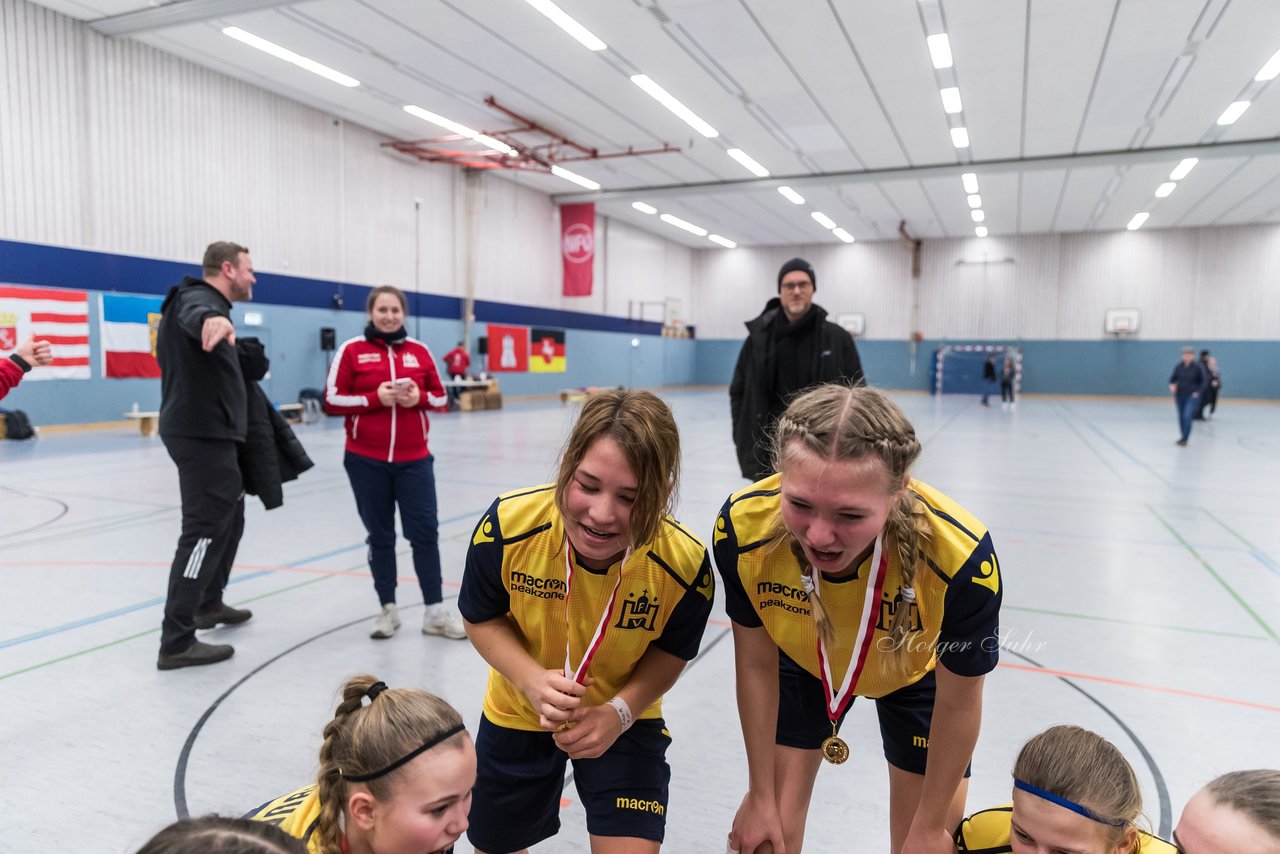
323, 334, 447, 463
443, 346, 470, 376
1, 356, 26, 401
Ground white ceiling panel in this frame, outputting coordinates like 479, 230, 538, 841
1018, 169, 1069, 234
25, 0, 1280, 246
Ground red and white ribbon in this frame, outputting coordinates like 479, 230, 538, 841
813, 535, 890, 722
563, 542, 632, 685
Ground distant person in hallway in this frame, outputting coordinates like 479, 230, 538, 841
442, 340, 470, 409
155, 241, 256, 671
1169, 346, 1209, 446
981, 353, 997, 407
730, 257, 864, 481
1, 334, 53, 401
324, 285, 459, 641
1001, 354, 1016, 408
1195, 350, 1221, 421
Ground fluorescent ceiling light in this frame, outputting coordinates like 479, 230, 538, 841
975, 226, 988, 237
967, 194, 982, 208
708, 234, 737, 248
659, 213, 708, 237
1217, 100, 1251, 125
524, 0, 606, 51
223, 26, 359, 88
940, 87, 963, 114
631, 202, 657, 214
971, 210, 985, 222
550, 164, 600, 190
402, 105, 516, 155
630, 75, 719, 138
1127, 212, 1149, 231
777, 186, 806, 205
926, 33, 953, 69
1169, 158, 1198, 180
726, 148, 769, 177
950, 127, 970, 148
1256, 48, 1280, 81
810, 211, 837, 229
832, 227, 855, 243
1154, 182, 1176, 198
961, 172, 979, 194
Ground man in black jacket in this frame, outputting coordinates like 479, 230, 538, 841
729, 257, 865, 481
1169, 345, 1209, 447
155, 241, 256, 670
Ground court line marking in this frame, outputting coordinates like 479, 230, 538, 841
1054, 404, 1125, 482
1005, 650, 1171, 838
0, 506, 485, 648
1201, 508, 1280, 580
998, 661, 1280, 714
1147, 505, 1280, 645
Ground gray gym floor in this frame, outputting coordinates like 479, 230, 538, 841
2, 389, 1277, 852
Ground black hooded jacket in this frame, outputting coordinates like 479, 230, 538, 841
157, 276, 246, 441
729, 298, 864, 480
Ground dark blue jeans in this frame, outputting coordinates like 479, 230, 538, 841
1176, 394, 1199, 442
343, 451, 442, 606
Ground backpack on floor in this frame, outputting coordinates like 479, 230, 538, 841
2, 409, 35, 440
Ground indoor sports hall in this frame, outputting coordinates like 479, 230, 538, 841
3, 1, 1280, 852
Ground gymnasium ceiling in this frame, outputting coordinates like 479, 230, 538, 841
31, 0, 1280, 248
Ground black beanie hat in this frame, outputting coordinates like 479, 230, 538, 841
777, 257, 816, 291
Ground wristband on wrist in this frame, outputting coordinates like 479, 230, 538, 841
607, 696, 634, 731
9, 353, 32, 373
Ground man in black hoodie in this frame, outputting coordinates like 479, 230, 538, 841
155, 241, 256, 670
729, 257, 865, 481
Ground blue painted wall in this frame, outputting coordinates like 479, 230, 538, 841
0, 239, 688, 425
695, 337, 1279, 399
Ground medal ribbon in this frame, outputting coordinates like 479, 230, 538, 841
562, 542, 631, 685
813, 534, 890, 724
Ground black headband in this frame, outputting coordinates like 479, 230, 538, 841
340, 723, 467, 783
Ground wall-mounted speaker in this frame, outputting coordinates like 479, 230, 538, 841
477, 336, 488, 356
320, 327, 336, 351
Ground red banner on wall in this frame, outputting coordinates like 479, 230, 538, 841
486, 324, 529, 373
560, 203, 595, 297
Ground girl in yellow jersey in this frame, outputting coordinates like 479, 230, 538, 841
246, 674, 476, 854
715, 385, 1002, 854
459, 389, 715, 853
957, 725, 1175, 853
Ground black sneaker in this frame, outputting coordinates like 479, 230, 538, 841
157, 640, 234, 670
195, 604, 253, 629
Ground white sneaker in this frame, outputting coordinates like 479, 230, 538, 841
370, 603, 400, 639
422, 603, 467, 639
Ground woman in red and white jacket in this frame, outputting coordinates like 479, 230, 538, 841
324, 285, 464, 641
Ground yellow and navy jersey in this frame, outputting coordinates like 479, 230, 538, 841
246, 785, 323, 852
458, 485, 715, 731
956, 803, 1176, 853
713, 475, 1001, 698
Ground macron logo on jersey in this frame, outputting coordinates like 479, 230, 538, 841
973, 554, 1000, 594
473, 515, 495, 546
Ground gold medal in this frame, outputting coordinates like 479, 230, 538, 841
820, 734, 849, 765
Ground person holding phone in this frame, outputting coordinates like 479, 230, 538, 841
324, 285, 462, 640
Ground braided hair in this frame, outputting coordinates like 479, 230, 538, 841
769, 384, 930, 648
313, 675, 466, 854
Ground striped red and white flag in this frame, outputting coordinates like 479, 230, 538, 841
0, 284, 91, 380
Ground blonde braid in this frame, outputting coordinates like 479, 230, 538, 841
791, 538, 836, 646
314, 676, 379, 854
885, 490, 932, 642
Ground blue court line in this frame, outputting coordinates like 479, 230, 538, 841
0, 570, 272, 650
0, 506, 487, 651
1252, 550, 1280, 580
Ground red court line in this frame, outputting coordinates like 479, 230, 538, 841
999, 662, 1280, 714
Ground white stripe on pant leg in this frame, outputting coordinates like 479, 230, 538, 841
184, 537, 211, 580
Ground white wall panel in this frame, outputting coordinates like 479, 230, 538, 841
694, 226, 1280, 341
0, 0, 694, 316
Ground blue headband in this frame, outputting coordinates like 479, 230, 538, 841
1014, 780, 1128, 827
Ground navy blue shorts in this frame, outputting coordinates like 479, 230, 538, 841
466, 714, 672, 853
775, 651, 967, 777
